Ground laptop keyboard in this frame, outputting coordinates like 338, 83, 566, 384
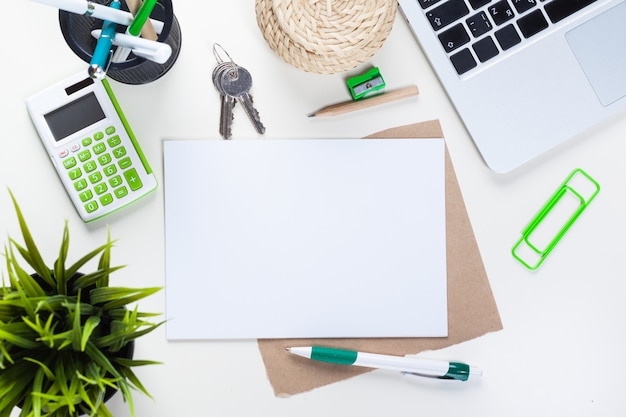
418, 0, 598, 75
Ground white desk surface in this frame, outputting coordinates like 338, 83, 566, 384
4, 2, 626, 416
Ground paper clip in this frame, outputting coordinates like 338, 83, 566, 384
347, 67, 386, 100
512, 168, 600, 270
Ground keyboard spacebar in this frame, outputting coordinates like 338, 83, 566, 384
544, 0, 597, 24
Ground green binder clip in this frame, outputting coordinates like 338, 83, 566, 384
512, 168, 600, 270
347, 67, 386, 100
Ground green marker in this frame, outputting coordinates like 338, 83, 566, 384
287, 346, 481, 381
128, 0, 159, 36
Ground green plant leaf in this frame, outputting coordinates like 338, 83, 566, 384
83, 342, 122, 380
97, 229, 113, 288
54, 221, 70, 296
0, 359, 38, 413
71, 266, 125, 293
0, 327, 39, 349
119, 365, 153, 400
6, 245, 46, 298
76, 382, 97, 417
81, 316, 101, 352
24, 357, 56, 380
88, 287, 161, 310
71, 294, 82, 352
66, 241, 117, 281
32, 366, 45, 417
116, 378, 135, 417
8, 190, 53, 286
115, 358, 162, 367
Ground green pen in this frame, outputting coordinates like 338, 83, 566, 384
287, 346, 481, 381
128, 0, 158, 36
111, 0, 159, 63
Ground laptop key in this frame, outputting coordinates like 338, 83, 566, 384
517, 9, 549, 38
544, 0, 597, 24
438, 23, 471, 52
489, 0, 515, 25
495, 24, 522, 50
426, 0, 470, 31
418, 0, 444, 9
467, 11, 493, 38
469, 0, 492, 9
450, 48, 477, 75
473, 36, 500, 62
511, 0, 537, 14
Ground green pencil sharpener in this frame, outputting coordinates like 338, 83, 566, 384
347, 67, 386, 100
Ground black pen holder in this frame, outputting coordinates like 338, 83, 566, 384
59, 0, 182, 84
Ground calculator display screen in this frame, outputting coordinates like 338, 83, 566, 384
44, 92, 106, 142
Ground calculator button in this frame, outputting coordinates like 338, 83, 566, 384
108, 135, 122, 147
115, 186, 129, 199
68, 168, 82, 180
84, 161, 98, 173
113, 146, 127, 159
104, 164, 118, 176
105, 126, 116, 135
124, 168, 143, 191
70, 143, 81, 152
85, 201, 99, 213
59, 149, 69, 158
118, 157, 132, 169
74, 179, 88, 191
78, 150, 91, 162
94, 132, 104, 141
93, 143, 107, 154
79, 190, 93, 202
82, 137, 93, 146
63, 157, 77, 169
100, 194, 114, 206
109, 175, 123, 188
98, 154, 112, 166
89, 172, 103, 184
94, 182, 108, 195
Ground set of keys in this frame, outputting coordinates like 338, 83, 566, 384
212, 44, 265, 139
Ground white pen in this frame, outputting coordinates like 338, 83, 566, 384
32, 0, 164, 34
91, 29, 171, 63
287, 346, 482, 381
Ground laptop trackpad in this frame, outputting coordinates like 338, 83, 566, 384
566, 2, 626, 107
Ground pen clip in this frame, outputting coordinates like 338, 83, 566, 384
104, 49, 115, 73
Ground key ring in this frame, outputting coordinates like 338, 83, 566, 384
213, 43, 238, 79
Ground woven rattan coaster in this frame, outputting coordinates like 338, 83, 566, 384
256, 0, 397, 74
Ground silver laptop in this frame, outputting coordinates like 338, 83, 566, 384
398, 0, 626, 172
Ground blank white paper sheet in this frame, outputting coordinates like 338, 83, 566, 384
163, 138, 447, 339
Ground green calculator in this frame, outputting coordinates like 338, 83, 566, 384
26, 72, 157, 222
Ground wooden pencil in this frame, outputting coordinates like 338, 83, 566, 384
308, 85, 419, 117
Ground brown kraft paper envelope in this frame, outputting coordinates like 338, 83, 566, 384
258, 120, 503, 396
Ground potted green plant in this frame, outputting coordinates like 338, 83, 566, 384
0, 191, 162, 417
